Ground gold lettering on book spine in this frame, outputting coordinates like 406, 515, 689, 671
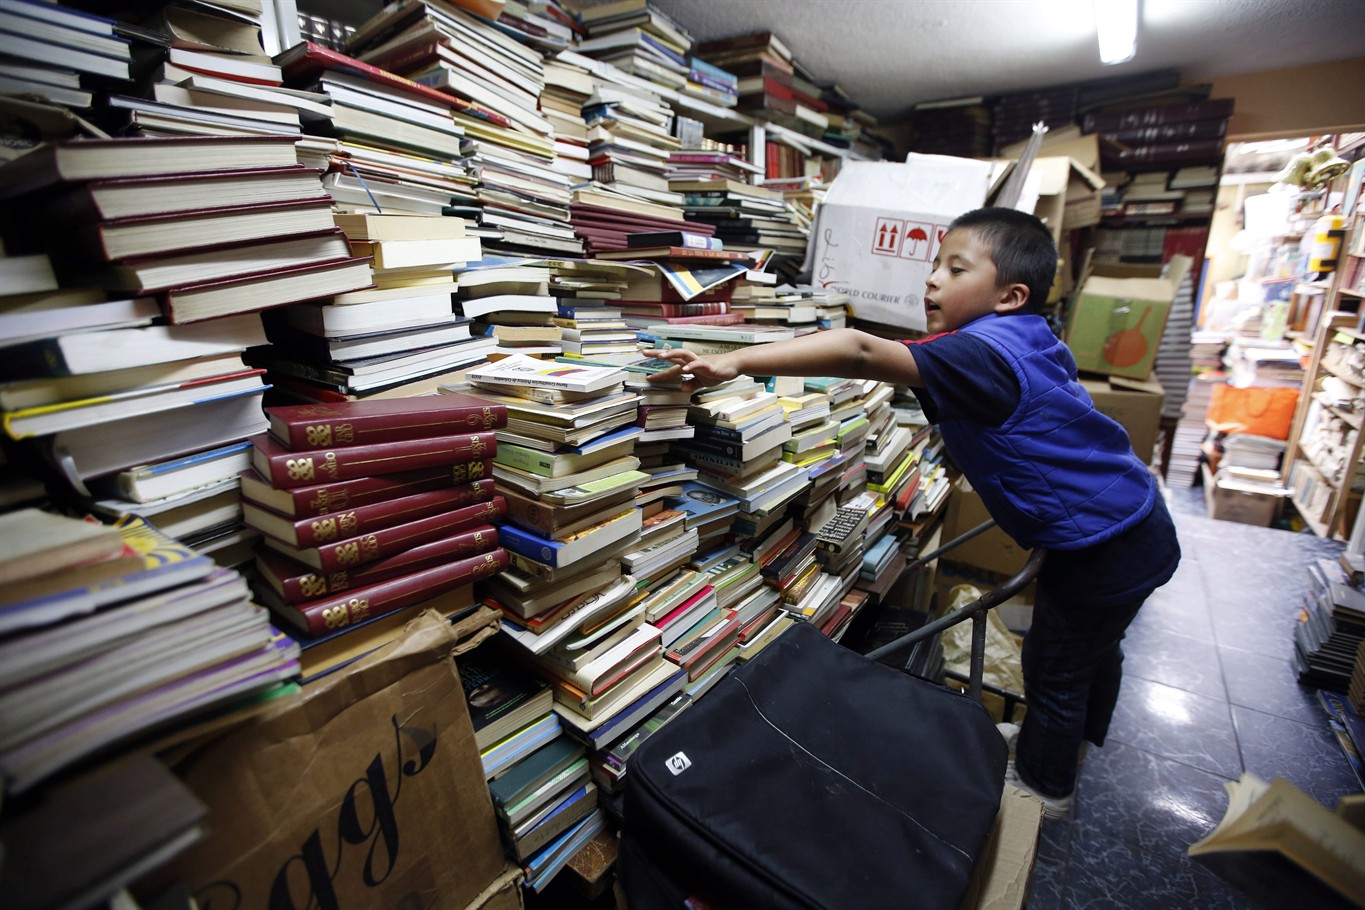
327, 570, 350, 590
334, 540, 361, 566
334, 423, 354, 444
300, 574, 328, 598
311, 488, 348, 514
469, 435, 487, 457
347, 597, 370, 623
468, 462, 486, 479
311, 517, 339, 543
474, 530, 487, 548
305, 424, 333, 447
474, 554, 500, 578
287, 457, 315, 483
320, 451, 339, 480
321, 603, 350, 629
359, 535, 380, 559
480, 502, 499, 519
338, 511, 358, 534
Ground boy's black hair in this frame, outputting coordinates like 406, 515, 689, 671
947, 207, 1058, 313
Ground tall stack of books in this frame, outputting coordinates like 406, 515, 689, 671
0, 136, 373, 327
456, 258, 560, 360
990, 86, 1078, 154
683, 57, 738, 108
113, 7, 302, 141
0, 0, 133, 112
574, 0, 694, 94
582, 79, 682, 204
0, 509, 299, 795
694, 31, 795, 122
542, 55, 595, 184
615, 260, 742, 329
1086, 98, 1235, 172
252, 211, 496, 401
673, 177, 806, 256
907, 96, 993, 158
243, 395, 508, 682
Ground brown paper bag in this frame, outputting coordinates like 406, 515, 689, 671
164, 608, 510, 910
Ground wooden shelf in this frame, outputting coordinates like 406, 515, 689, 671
1312, 393, 1363, 430
1290, 493, 1332, 537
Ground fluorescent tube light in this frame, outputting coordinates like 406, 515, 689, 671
1095, 0, 1138, 65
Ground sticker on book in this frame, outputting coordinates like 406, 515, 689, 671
666, 751, 692, 776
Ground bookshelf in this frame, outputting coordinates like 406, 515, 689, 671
1283, 176, 1365, 539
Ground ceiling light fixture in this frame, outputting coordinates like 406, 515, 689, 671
1095, 0, 1138, 65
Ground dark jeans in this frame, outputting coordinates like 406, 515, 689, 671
1012, 585, 1147, 798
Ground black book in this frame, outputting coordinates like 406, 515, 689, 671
487, 736, 587, 824
1082, 98, 1234, 133
457, 646, 554, 751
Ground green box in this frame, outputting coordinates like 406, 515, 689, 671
1065, 276, 1176, 380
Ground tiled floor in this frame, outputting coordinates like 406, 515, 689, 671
1026, 485, 1363, 909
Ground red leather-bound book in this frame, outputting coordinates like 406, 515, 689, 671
249, 429, 495, 488
261, 496, 507, 573
265, 392, 507, 450
255, 523, 501, 604
240, 467, 493, 518
244, 484, 497, 548
265, 547, 509, 637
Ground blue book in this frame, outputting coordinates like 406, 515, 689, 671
669, 482, 740, 527
497, 508, 642, 569
688, 56, 738, 88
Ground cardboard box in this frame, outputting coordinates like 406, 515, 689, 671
1065, 274, 1178, 380
165, 608, 511, 910
1080, 375, 1166, 463
811, 155, 992, 332
1203, 466, 1286, 527
958, 787, 1044, 910
942, 476, 1031, 578
1030, 155, 1106, 240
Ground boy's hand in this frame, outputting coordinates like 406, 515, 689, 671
641, 348, 739, 393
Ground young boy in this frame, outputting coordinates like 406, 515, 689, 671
645, 207, 1181, 818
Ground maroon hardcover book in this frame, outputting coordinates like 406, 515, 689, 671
261, 496, 507, 573
239, 467, 494, 517
618, 301, 732, 317
264, 547, 509, 637
244, 484, 497, 548
255, 523, 501, 603
249, 429, 495, 489
266, 393, 507, 450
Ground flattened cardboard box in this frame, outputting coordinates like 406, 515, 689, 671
164, 608, 507, 910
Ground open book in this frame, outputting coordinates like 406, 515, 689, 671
1187, 773, 1365, 908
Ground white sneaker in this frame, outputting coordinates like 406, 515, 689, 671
1005, 760, 1074, 820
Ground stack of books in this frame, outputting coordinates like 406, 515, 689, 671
574, 0, 694, 94
0, 136, 373, 327
682, 57, 738, 108
111, 9, 300, 140
568, 180, 705, 256
0, 0, 132, 110
693, 31, 796, 122
0, 509, 299, 795
614, 253, 743, 328
456, 258, 560, 359
542, 55, 595, 184
0, 274, 272, 503
907, 96, 993, 158
252, 211, 497, 400
673, 177, 807, 256
243, 395, 509, 681
1086, 98, 1235, 171
990, 86, 1079, 154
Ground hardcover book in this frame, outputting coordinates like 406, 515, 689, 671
249, 430, 495, 488
243, 485, 493, 549
240, 468, 494, 519
255, 524, 499, 604
457, 645, 555, 750
261, 548, 507, 638
265, 393, 506, 450
261, 498, 505, 573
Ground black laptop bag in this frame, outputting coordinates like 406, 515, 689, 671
620, 620, 1007, 910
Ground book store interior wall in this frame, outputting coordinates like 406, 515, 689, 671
7, 1, 1365, 909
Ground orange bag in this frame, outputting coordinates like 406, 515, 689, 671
1205, 384, 1300, 439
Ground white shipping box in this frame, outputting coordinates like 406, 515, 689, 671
811, 155, 993, 332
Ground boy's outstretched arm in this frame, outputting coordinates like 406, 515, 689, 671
644, 328, 922, 393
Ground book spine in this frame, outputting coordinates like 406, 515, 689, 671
269, 404, 505, 449
257, 469, 492, 518
257, 485, 492, 548
255, 432, 495, 488
273, 525, 500, 602
493, 444, 558, 477
290, 548, 508, 636
301, 496, 507, 573
1082, 98, 1233, 132
497, 521, 562, 567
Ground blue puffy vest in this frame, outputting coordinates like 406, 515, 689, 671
937, 313, 1155, 550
